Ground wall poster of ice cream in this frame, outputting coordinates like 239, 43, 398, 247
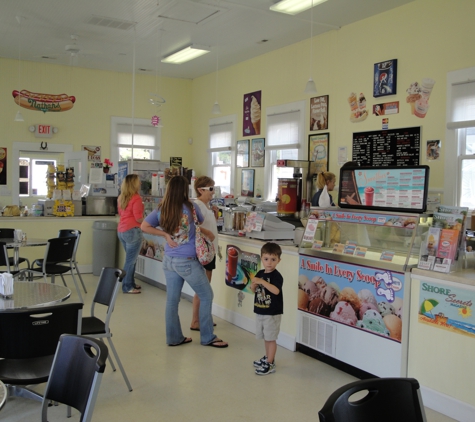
308, 133, 329, 173
139, 233, 165, 261
372, 101, 399, 116
373, 59, 397, 97
243, 91, 261, 136
406, 78, 436, 118
418, 280, 475, 338
0, 148, 7, 185
298, 255, 404, 342
310, 95, 328, 131
251, 138, 265, 167
225, 244, 261, 294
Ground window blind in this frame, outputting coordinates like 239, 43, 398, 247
447, 80, 475, 129
209, 122, 232, 149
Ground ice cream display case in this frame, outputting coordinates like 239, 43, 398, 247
297, 208, 431, 378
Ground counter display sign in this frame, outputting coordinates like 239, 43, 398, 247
298, 255, 404, 342
225, 245, 260, 294
352, 126, 420, 167
338, 165, 429, 213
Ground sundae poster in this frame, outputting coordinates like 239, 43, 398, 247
418, 280, 475, 338
0, 148, 6, 185
225, 244, 260, 294
310, 95, 328, 131
243, 91, 261, 136
139, 233, 165, 261
373, 59, 397, 97
299, 255, 404, 342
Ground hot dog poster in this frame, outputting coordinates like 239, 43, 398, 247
82, 145, 102, 162
12, 89, 75, 113
0, 148, 6, 185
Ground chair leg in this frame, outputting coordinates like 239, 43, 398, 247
105, 337, 133, 391
74, 261, 87, 293
61, 271, 83, 303
7, 384, 43, 402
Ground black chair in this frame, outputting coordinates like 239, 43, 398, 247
318, 377, 427, 422
57, 229, 87, 294
81, 267, 132, 391
0, 228, 30, 270
0, 302, 83, 403
30, 236, 83, 302
0, 241, 28, 279
41, 334, 108, 422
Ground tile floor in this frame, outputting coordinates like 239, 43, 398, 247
1, 274, 456, 421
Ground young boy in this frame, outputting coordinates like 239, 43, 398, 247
250, 242, 284, 375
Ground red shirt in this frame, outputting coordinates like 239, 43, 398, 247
118, 194, 144, 232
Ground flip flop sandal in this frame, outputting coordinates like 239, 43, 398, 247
169, 337, 192, 347
190, 323, 217, 331
134, 284, 142, 289
206, 339, 228, 348
123, 288, 141, 294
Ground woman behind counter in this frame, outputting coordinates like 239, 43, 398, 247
117, 174, 144, 294
141, 176, 228, 348
311, 171, 336, 207
190, 176, 219, 331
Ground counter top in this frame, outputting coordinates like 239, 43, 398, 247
412, 267, 475, 287
218, 232, 298, 254
0, 215, 118, 221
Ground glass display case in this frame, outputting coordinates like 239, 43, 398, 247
297, 207, 431, 378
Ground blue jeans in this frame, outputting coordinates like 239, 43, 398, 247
163, 255, 217, 345
118, 227, 143, 292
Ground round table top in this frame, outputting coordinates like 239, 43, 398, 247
0, 380, 6, 410
0, 282, 71, 310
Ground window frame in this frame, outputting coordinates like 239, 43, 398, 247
208, 114, 237, 196
264, 100, 305, 201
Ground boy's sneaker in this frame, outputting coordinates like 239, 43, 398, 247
253, 355, 268, 368
255, 361, 276, 376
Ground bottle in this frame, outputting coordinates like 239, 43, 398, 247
256, 184, 262, 199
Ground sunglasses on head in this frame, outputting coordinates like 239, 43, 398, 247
200, 186, 214, 191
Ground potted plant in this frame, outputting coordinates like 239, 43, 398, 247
103, 158, 113, 173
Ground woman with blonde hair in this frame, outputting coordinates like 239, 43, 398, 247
190, 175, 219, 331
117, 174, 144, 294
311, 172, 336, 207
141, 176, 228, 348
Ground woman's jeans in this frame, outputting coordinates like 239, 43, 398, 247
118, 227, 143, 292
163, 255, 216, 345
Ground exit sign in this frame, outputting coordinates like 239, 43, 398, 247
35, 125, 53, 138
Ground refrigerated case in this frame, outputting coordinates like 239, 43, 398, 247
117, 159, 169, 194
297, 208, 431, 378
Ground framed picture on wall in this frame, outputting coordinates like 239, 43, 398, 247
310, 95, 329, 131
308, 133, 329, 174
250, 138, 265, 167
241, 169, 255, 197
236, 140, 249, 168
373, 59, 398, 97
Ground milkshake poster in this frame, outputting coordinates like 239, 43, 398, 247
298, 255, 404, 342
418, 280, 475, 338
225, 244, 261, 294
243, 91, 261, 136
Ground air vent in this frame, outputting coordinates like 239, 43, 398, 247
136, 256, 145, 275
87, 15, 135, 31
299, 311, 336, 357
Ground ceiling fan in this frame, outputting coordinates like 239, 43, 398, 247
36, 35, 102, 66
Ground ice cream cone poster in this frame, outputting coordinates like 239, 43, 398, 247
82, 145, 101, 162
243, 91, 261, 136
299, 255, 405, 342
373, 59, 397, 97
0, 148, 6, 185
310, 95, 328, 131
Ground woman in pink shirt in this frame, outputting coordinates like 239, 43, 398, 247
118, 174, 144, 294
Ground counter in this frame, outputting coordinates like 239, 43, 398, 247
0, 216, 118, 272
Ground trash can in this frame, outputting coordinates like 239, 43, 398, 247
92, 220, 118, 276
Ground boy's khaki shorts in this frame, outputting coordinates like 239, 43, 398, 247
255, 314, 282, 341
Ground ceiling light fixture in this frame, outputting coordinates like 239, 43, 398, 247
270, 0, 327, 15
161, 44, 210, 64
304, 0, 317, 95
14, 16, 24, 122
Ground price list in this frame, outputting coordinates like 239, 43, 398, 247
352, 127, 420, 167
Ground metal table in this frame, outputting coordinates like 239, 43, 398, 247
4, 238, 48, 271
0, 282, 71, 310
0, 380, 6, 411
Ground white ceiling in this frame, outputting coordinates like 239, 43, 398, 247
0, 0, 413, 80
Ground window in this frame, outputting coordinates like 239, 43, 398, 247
265, 101, 305, 201
19, 157, 57, 196
445, 67, 475, 207
110, 117, 161, 166
208, 115, 236, 196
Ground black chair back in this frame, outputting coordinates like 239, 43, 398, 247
93, 267, 123, 307
0, 242, 10, 269
44, 236, 77, 264
318, 377, 427, 422
41, 334, 108, 422
0, 228, 15, 239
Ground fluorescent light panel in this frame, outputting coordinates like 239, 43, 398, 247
161, 45, 210, 64
270, 0, 328, 15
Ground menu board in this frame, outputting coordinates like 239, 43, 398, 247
352, 127, 420, 167
338, 166, 430, 213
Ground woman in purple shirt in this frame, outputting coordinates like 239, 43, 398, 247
141, 176, 228, 348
